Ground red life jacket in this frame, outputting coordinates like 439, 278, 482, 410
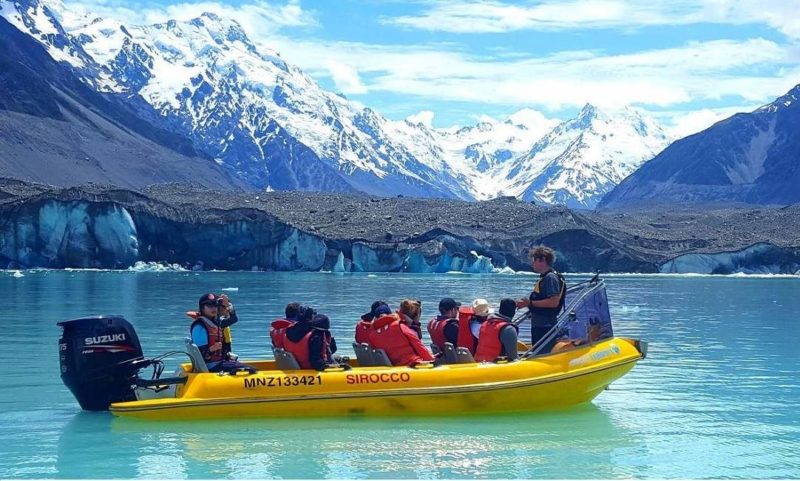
427, 316, 456, 350
188, 312, 228, 363
474, 316, 512, 362
270, 319, 294, 349
368, 314, 434, 366
280, 328, 330, 370
456, 307, 478, 354
428, 307, 478, 354
355, 319, 372, 344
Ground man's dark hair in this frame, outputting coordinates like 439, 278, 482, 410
285, 302, 301, 319
297, 306, 315, 323
529, 246, 556, 266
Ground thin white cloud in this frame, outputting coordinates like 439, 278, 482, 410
264, 35, 799, 110
508, 108, 561, 132
325, 61, 368, 94
406, 110, 436, 127
59, 0, 316, 35
385, 0, 800, 39
60, 0, 800, 125
661, 104, 761, 139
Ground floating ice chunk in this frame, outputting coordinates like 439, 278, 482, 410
12, 270, 24, 278
463, 250, 494, 273
128, 261, 187, 272
220, 287, 239, 292
494, 266, 516, 274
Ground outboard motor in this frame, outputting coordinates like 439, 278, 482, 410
58, 316, 144, 411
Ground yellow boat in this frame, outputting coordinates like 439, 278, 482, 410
106, 337, 645, 420
58, 277, 645, 420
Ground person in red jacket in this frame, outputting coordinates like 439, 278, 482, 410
475, 299, 520, 362
356, 300, 387, 344
368, 304, 435, 366
397, 299, 423, 339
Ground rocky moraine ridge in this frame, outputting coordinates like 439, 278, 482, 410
1, 179, 799, 274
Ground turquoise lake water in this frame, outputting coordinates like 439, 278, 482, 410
1, 270, 799, 479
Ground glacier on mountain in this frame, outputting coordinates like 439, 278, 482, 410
1, 0, 671, 209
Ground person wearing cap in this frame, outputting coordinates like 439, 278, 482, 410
282, 306, 338, 371
516, 245, 567, 352
475, 299, 519, 362
190, 293, 240, 371
356, 300, 388, 344
367, 303, 435, 366
426, 297, 461, 354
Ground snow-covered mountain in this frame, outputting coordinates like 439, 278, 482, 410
601, 84, 800, 209
1, 0, 475, 199
494, 104, 671, 209
1, 0, 671, 208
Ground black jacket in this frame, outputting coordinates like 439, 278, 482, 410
285, 316, 337, 371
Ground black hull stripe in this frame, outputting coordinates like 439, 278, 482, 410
112, 356, 642, 414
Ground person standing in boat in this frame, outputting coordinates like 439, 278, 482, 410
516, 246, 566, 352
475, 298, 519, 362
190, 293, 239, 372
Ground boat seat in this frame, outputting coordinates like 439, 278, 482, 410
184, 338, 209, 373
442, 343, 458, 364
455, 347, 476, 364
352, 342, 375, 367
371, 348, 393, 366
274, 347, 302, 370
443, 342, 475, 364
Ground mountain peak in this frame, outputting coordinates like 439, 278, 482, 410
764, 83, 800, 112
200, 11, 221, 21
578, 103, 597, 117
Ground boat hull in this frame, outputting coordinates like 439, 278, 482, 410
111, 337, 644, 420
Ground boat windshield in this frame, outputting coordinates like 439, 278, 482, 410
529, 278, 614, 356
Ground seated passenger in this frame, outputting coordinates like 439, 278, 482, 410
270, 302, 301, 349
368, 304, 435, 366
475, 299, 519, 362
282, 307, 337, 371
189, 293, 249, 372
470, 298, 491, 340
397, 299, 423, 339
356, 300, 387, 344
427, 297, 460, 353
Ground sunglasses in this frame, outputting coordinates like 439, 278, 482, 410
532, 256, 545, 261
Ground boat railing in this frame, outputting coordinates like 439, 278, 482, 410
522, 276, 609, 358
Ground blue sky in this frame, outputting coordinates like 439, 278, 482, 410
71, 0, 800, 136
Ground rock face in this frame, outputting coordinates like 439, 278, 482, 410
600, 84, 800, 209
0, 16, 243, 191
2, 180, 799, 274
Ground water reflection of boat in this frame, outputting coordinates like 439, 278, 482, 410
57, 277, 646, 420
106, 404, 641, 478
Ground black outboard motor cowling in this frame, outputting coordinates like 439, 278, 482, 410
58, 316, 144, 411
